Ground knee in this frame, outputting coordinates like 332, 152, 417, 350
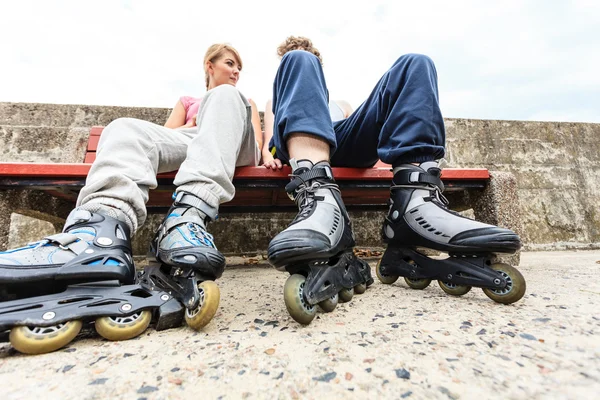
207, 84, 239, 98
394, 53, 436, 70
281, 49, 320, 66
101, 117, 149, 144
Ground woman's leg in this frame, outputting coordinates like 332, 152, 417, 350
174, 84, 257, 207
0, 118, 189, 281
78, 117, 191, 232
155, 85, 255, 280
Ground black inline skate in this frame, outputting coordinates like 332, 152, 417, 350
141, 191, 224, 331
0, 209, 182, 355
268, 160, 374, 324
377, 162, 526, 304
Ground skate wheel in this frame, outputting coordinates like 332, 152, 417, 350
354, 282, 367, 294
185, 280, 221, 330
482, 263, 526, 304
437, 281, 472, 296
404, 277, 432, 290
95, 310, 152, 341
338, 287, 354, 303
9, 320, 82, 355
375, 259, 399, 284
318, 293, 338, 313
283, 274, 316, 325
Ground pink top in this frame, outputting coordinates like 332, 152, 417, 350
180, 96, 203, 125
180, 94, 253, 126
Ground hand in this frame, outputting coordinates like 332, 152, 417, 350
261, 152, 283, 169
183, 115, 197, 128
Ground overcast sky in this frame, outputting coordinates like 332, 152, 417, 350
1, 0, 598, 123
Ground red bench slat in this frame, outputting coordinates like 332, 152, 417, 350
0, 162, 489, 180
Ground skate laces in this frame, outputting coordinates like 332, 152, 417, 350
294, 181, 339, 218
187, 223, 217, 249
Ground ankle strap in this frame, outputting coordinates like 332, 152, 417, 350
285, 165, 334, 194
392, 168, 444, 192
173, 191, 218, 221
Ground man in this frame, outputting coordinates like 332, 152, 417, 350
264, 36, 522, 309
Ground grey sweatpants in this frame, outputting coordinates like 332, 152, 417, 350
76, 85, 260, 233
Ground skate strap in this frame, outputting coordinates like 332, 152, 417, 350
42, 233, 89, 255
285, 166, 334, 193
393, 170, 444, 192
173, 191, 218, 221
161, 215, 206, 235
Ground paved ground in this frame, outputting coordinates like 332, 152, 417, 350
1, 250, 599, 400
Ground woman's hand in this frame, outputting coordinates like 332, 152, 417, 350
262, 151, 283, 169
183, 114, 197, 128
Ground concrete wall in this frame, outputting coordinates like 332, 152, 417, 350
1, 102, 599, 252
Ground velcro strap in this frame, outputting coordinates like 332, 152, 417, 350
43, 233, 89, 255
393, 170, 444, 191
285, 167, 333, 193
44, 232, 80, 246
174, 192, 218, 220
66, 240, 90, 255
64, 209, 92, 230
162, 215, 206, 233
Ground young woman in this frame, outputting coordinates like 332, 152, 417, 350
0, 43, 261, 354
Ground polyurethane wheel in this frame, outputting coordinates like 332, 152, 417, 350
375, 259, 399, 284
185, 280, 221, 330
338, 287, 354, 303
283, 274, 316, 325
95, 310, 152, 341
10, 320, 83, 355
482, 263, 526, 304
318, 293, 339, 313
437, 281, 472, 296
354, 282, 367, 294
404, 277, 432, 290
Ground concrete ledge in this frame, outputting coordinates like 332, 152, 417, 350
2, 101, 599, 252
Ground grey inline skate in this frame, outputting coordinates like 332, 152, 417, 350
377, 162, 526, 304
0, 209, 181, 355
142, 191, 224, 331
268, 160, 373, 324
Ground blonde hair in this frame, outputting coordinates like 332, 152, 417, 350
277, 36, 323, 65
203, 43, 243, 89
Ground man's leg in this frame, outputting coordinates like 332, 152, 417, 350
268, 50, 372, 324
333, 54, 524, 301
269, 50, 352, 264
331, 53, 445, 167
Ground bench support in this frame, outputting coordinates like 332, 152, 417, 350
470, 171, 523, 266
0, 189, 72, 251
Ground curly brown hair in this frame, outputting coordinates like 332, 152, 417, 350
277, 36, 323, 64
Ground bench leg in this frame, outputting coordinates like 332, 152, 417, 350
0, 196, 10, 252
470, 171, 523, 266
0, 189, 73, 251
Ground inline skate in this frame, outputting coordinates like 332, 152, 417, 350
141, 191, 224, 331
377, 162, 526, 304
268, 160, 374, 324
0, 209, 182, 355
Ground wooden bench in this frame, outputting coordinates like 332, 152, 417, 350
0, 126, 520, 264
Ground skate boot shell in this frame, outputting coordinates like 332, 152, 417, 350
0, 209, 181, 355
268, 160, 373, 324
143, 191, 223, 331
376, 163, 526, 304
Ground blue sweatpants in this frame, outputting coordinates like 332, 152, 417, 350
271, 50, 445, 167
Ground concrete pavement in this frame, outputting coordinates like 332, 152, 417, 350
1, 250, 599, 399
